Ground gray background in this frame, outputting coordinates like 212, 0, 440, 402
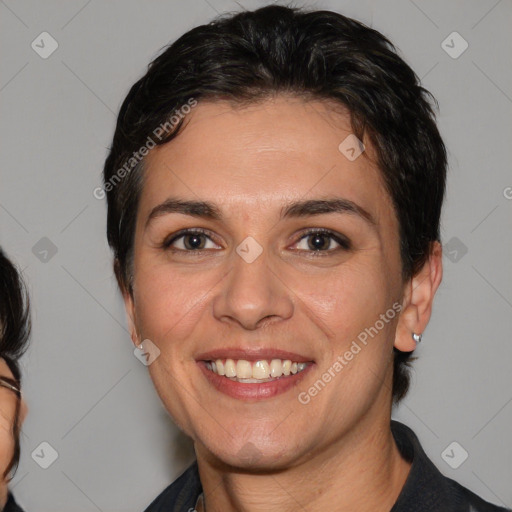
1, 0, 511, 510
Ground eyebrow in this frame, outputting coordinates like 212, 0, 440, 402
145, 197, 376, 228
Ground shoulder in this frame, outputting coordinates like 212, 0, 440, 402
390, 421, 510, 512
3, 492, 26, 512
142, 461, 202, 512
444, 477, 511, 512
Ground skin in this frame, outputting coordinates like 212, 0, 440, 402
0, 358, 28, 509
123, 96, 443, 512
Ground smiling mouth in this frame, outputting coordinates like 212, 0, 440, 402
204, 358, 310, 383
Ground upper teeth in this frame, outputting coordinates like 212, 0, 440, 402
206, 359, 307, 380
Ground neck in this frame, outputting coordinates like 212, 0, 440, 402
195, 410, 411, 512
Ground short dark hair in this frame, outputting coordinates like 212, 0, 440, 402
0, 247, 31, 480
103, 5, 447, 404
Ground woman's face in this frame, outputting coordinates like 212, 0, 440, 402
125, 96, 409, 468
0, 358, 27, 480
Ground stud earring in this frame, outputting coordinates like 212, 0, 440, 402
412, 332, 422, 343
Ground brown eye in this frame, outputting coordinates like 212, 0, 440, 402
294, 229, 351, 252
306, 233, 331, 251
182, 233, 207, 250
163, 229, 221, 251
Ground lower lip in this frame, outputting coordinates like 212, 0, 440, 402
197, 361, 314, 401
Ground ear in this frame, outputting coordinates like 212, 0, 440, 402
395, 241, 443, 352
122, 288, 140, 348
114, 259, 139, 348
19, 395, 28, 424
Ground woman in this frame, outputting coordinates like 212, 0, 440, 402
0, 248, 30, 512
102, 5, 510, 511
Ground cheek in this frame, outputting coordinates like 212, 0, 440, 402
0, 397, 16, 467
131, 265, 211, 433
287, 260, 396, 338
132, 259, 209, 344
286, 259, 400, 412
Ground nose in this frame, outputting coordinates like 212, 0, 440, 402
212, 247, 294, 330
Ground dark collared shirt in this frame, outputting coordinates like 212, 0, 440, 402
3, 492, 24, 512
143, 420, 511, 512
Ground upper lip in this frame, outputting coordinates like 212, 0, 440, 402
196, 347, 314, 363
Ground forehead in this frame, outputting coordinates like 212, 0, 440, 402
140, 96, 392, 220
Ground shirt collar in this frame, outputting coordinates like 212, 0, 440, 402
150, 420, 475, 512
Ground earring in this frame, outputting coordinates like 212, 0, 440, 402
138, 342, 144, 350
412, 332, 422, 343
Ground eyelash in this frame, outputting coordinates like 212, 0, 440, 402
161, 227, 351, 255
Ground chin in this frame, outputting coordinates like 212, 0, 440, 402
204, 437, 301, 472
